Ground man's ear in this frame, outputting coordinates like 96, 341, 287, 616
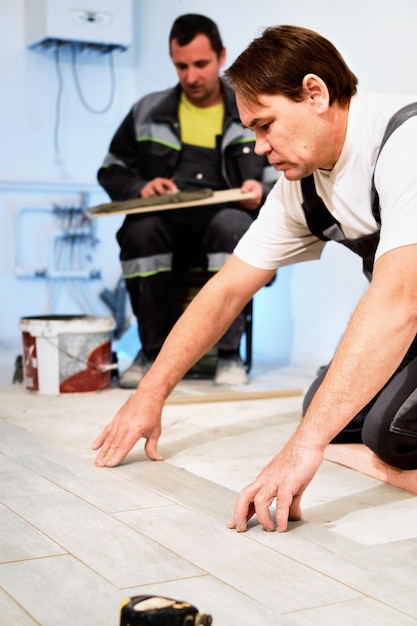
302, 73, 330, 112
219, 46, 227, 69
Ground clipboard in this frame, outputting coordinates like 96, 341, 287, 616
88, 188, 256, 217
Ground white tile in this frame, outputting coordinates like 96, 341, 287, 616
0, 503, 65, 562
0, 462, 61, 499
0, 588, 38, 625
127, 575, 295, 626
16, 451, 174, 513
286, 596, 417, 625
0, 555, 122, 626
4, 491, 203, 588
1, 357, 417, 626
246, 522, 417, 618
116, 505, 360, 614
320, 489, 417, 545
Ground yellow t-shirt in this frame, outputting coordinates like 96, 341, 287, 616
179, 92, 224, 148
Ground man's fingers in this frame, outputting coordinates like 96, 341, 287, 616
253, 486, 277, 531
94, 424, 139, 467
99, 444, 132, 468
95, 440, 129, 468
275, 487, 299, 532
144, 436, 164, 461
91, 432, 106, 451
232, 484, 267, 532
93, 422, 120, 466
231, 480, 304, 534
91, 421, 114, 451
288, 493, 303, 522
92, 391, 164, 468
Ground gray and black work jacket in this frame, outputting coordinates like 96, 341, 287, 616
97, 81, 273, 205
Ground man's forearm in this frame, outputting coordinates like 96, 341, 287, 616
297, 280, 417, 449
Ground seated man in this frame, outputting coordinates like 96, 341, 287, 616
97, 14, 273, 388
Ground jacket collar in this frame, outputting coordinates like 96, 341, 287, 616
152, 80, 241, 126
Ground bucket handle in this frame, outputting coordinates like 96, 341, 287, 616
38, 335, 117, 372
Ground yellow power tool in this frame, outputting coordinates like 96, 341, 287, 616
120, 595, 213, 625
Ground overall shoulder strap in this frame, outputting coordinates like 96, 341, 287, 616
371, 102, 417, 223
300, 174, 343, 241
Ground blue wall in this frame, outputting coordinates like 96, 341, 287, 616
1, 0, 415, 368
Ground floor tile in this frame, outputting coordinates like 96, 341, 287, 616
0, 503, 65, 562
0, 588, 38, 626
116, 505, 360, 614
1, 350, 416, 625
4, 490, 203, 588
0, 555, 122, 626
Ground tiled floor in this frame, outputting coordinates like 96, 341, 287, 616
1, 344, 417, 625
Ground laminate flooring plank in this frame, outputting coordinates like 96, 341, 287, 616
114, 461, 238, 525
0, 420, 55, 457
115, 506, 360, 614
3, 491, 203, 588
0, 555, 123, 626
0, 455, 62, 499
16, 452, 173, 513
284, 596, 417, 625
0, 588, 39, 625
115, 459, 417, 615
247, 521, 417, 618
378, 537, 417, 566
0, 421, 173, 512
0, 503, 65, 562
128, 575, 295, 626
314, 490, 417, 546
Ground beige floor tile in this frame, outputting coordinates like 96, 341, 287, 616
128, 575, 295, 625
285, 597, 417, 626
4, 490, 203, 588
1, 345, 417, 625
0, 555, 122, 626
116, 505, 360, 614
0, 588, 38, 625
0, 503, 65, 562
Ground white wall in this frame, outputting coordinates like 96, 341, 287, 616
1, 0, 416, 369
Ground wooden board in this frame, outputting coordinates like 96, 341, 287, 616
166, 387, 303, 405
89, 188, 256, 217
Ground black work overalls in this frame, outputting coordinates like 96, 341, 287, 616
301, 103, 417, 469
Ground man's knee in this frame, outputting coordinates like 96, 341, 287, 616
117, 215, 171, 255
362, 425, 417, 470
362, 369, 417, 470
206, 209, 253, 248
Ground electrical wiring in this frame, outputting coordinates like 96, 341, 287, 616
53, 44, 64, 161
47, 279, 63, 314
52, 41, 117, 163
45, 203, 100, 313
70, 42, 116, 114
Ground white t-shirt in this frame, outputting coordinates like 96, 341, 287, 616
234, 92, 417, 270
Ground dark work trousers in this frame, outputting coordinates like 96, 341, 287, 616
116, 206, 253, 356
302, 338, 417, 470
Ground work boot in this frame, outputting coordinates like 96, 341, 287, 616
119, 350, 153, 388
213, 351, 249, 386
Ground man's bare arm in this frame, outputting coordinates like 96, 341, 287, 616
92, 255, 275, 467
231, 243, 417, 532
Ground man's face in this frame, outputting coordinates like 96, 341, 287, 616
236, 92, 329, 180
170, 34, 226, 106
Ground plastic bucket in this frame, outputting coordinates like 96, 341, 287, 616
19, 315, 115, 395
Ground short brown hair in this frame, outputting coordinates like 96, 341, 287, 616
169, 14, 224, 57
225, 25, 358, 106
